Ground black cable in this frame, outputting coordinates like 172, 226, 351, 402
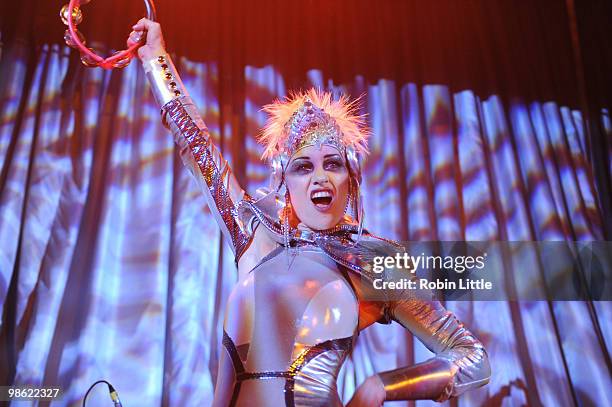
82, 379, 121, 407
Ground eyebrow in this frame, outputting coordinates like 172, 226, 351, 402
292, 154, 342, 160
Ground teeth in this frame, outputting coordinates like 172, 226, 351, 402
312, 191, 332, 199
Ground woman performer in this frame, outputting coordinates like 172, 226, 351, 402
128, 18, 490, 407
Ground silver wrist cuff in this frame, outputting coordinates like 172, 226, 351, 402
143, 54, 189, 106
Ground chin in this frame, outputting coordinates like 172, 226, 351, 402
309, 222, 336, 231
301, 211, 342, 230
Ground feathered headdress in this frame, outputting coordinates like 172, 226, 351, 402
258, 88, 370, 161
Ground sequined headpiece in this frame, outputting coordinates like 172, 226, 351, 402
284, 99, 345, 156
259, 88, 370, 162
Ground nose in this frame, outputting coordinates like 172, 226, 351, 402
313, 168, 329, 185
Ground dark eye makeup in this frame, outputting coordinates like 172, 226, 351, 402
324, 157, 345, 170
289, 159, 313, 174
288, 154, 346, 175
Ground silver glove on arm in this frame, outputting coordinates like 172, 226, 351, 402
143, 54, 252, 260
378, 296, 491, 402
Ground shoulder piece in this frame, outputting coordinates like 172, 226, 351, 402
237, 194, 406, 290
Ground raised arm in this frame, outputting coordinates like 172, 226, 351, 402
130, 19, 252, 260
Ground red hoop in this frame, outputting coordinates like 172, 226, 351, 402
61, 0, 157, 69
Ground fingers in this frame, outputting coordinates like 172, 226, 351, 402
132, 18, 160, 34
127, 30, 143, 48
132, 22, 145, 31
129, 17, 166, 61
130, 18, 152, 47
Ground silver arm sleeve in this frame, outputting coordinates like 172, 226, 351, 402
378, 297, 491, 402
143, 54, 251, 259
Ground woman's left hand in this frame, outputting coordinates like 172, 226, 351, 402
346, 375, 386, 407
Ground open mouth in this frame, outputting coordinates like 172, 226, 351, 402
310, 189, 334, 209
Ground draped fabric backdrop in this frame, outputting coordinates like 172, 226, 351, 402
1, 1, 611, 406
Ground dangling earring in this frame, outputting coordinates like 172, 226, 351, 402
283, 189, 292, 249
345, 178, 352, 215
354, 178, 365, 242
351, 178, 359, 219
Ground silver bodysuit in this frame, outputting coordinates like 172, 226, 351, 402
219, 245, 358, 406
145, 54, 491, 406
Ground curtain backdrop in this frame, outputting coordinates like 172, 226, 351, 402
1, 1, 611, 406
